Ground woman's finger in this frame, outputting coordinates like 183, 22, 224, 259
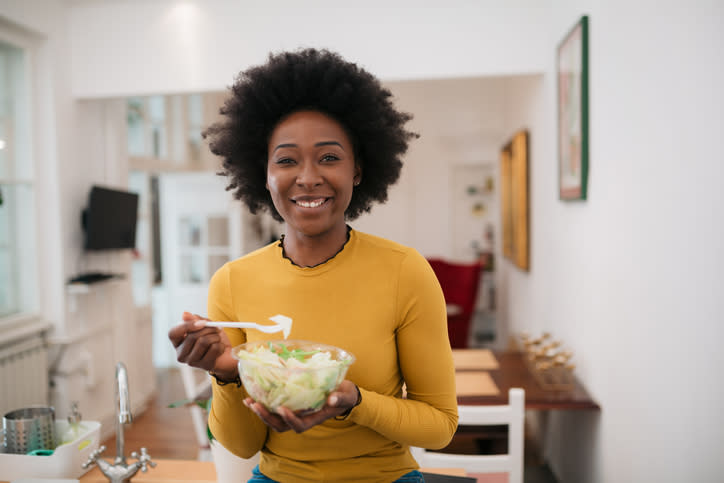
176, 328, 224, 367
245, 399, 291, 433
278, 406, 334, 433
169, 312, 209, 347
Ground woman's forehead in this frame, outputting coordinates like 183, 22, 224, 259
269, 110, 353, 148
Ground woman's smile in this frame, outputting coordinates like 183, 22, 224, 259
292, 196, 331, 209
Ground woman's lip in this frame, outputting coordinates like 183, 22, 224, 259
292, 197, 330, 208
292, 195, 333, 201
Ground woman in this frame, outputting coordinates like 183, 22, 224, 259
169, 48, 458, 482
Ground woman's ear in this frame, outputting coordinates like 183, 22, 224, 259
353, 165, 362, 186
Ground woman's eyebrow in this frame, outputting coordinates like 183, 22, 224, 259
271, 141, 343, 153
315, 141, 343, 149
272, 143, 297, 153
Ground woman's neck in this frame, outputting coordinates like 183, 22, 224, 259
281, 224, 350, 268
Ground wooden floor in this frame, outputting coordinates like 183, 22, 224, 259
101, 368, 202, 461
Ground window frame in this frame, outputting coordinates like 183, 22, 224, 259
0, 19, 51, 336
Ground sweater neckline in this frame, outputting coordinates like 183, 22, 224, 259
277, 226, 354, 273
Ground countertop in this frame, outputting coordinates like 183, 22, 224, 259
80, 459, 217, 482
76, 459, 466, 482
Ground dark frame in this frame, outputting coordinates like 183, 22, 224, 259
557, 15, 589, 200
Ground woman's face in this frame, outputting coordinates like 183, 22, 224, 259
266, 110, 360, 239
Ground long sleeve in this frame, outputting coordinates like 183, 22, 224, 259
347, 248, 458, 449
206, 264, 268, 459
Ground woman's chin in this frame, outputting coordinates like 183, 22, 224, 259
286, 218, 346, 239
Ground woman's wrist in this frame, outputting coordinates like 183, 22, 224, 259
209, 355, 240, 385
334, 385, 362, 420
209, 368, 241, 386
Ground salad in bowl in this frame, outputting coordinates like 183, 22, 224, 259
232, 340, 355, 414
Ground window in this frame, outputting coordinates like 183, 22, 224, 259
126, 96, 169, 160
0, 37, 38, 321
187, 93, 203, 163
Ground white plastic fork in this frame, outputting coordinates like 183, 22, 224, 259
203, 314, 293, 339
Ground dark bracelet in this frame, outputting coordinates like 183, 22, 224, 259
209, 370, 242, 387
334, 385, 362, 420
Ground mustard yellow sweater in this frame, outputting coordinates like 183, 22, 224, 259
208, 229, 458, 482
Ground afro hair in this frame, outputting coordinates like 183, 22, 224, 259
203, 48, 418, 222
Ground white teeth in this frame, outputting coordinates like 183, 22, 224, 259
296, 199, 325, 208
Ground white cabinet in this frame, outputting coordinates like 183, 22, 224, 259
51, 278, 155, 439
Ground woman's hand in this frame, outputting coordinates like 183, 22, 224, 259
243, 380, 360, 433
168, 312, 234, 376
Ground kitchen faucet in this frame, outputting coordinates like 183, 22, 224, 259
82, 362, 156, 482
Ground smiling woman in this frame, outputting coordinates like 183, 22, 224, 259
168, 48, 458, 483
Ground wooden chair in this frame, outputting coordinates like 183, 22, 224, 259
427, 258, 483, 348
412, 388, 524, 483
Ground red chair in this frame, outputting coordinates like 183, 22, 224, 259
427, 258, 483, 348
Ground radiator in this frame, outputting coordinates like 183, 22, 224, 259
0, 334, 49, 417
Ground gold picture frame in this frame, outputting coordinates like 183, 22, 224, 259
500, 130, 529, 271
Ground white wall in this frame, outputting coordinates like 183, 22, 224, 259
354, 77, 511, 256
501, 2, 724, 482
68, 0, 551, 98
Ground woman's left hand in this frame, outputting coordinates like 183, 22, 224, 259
243, 380, 360, 433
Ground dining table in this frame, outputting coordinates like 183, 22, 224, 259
453, 349, 600, 410
447, 348, 599, 464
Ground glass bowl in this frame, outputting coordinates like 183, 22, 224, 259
232, 340, 355, 414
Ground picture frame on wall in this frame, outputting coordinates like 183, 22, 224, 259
557, 15, 589, 200
500, 130, 529, 271
500, 146, 513, 260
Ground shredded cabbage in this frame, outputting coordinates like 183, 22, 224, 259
237, 343, 351, 413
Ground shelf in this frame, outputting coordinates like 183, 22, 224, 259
66, 278, 123, 294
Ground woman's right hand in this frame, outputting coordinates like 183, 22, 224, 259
168, 311, 233, 374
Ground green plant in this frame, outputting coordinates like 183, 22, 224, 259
168, 395, 215, 441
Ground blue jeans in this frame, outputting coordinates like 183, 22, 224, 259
248, 465, 425, 482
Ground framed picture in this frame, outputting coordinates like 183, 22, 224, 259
500, 147, 513, 260
557, 15, 589, 200
500, 130, 529, 271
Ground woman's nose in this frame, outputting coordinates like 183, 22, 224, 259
296, 161, 323, 187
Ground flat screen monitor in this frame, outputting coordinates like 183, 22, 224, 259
83, 185, 139, 251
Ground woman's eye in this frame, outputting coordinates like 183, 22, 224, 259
275, 157, 295, 165
321, 154, 340, 162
